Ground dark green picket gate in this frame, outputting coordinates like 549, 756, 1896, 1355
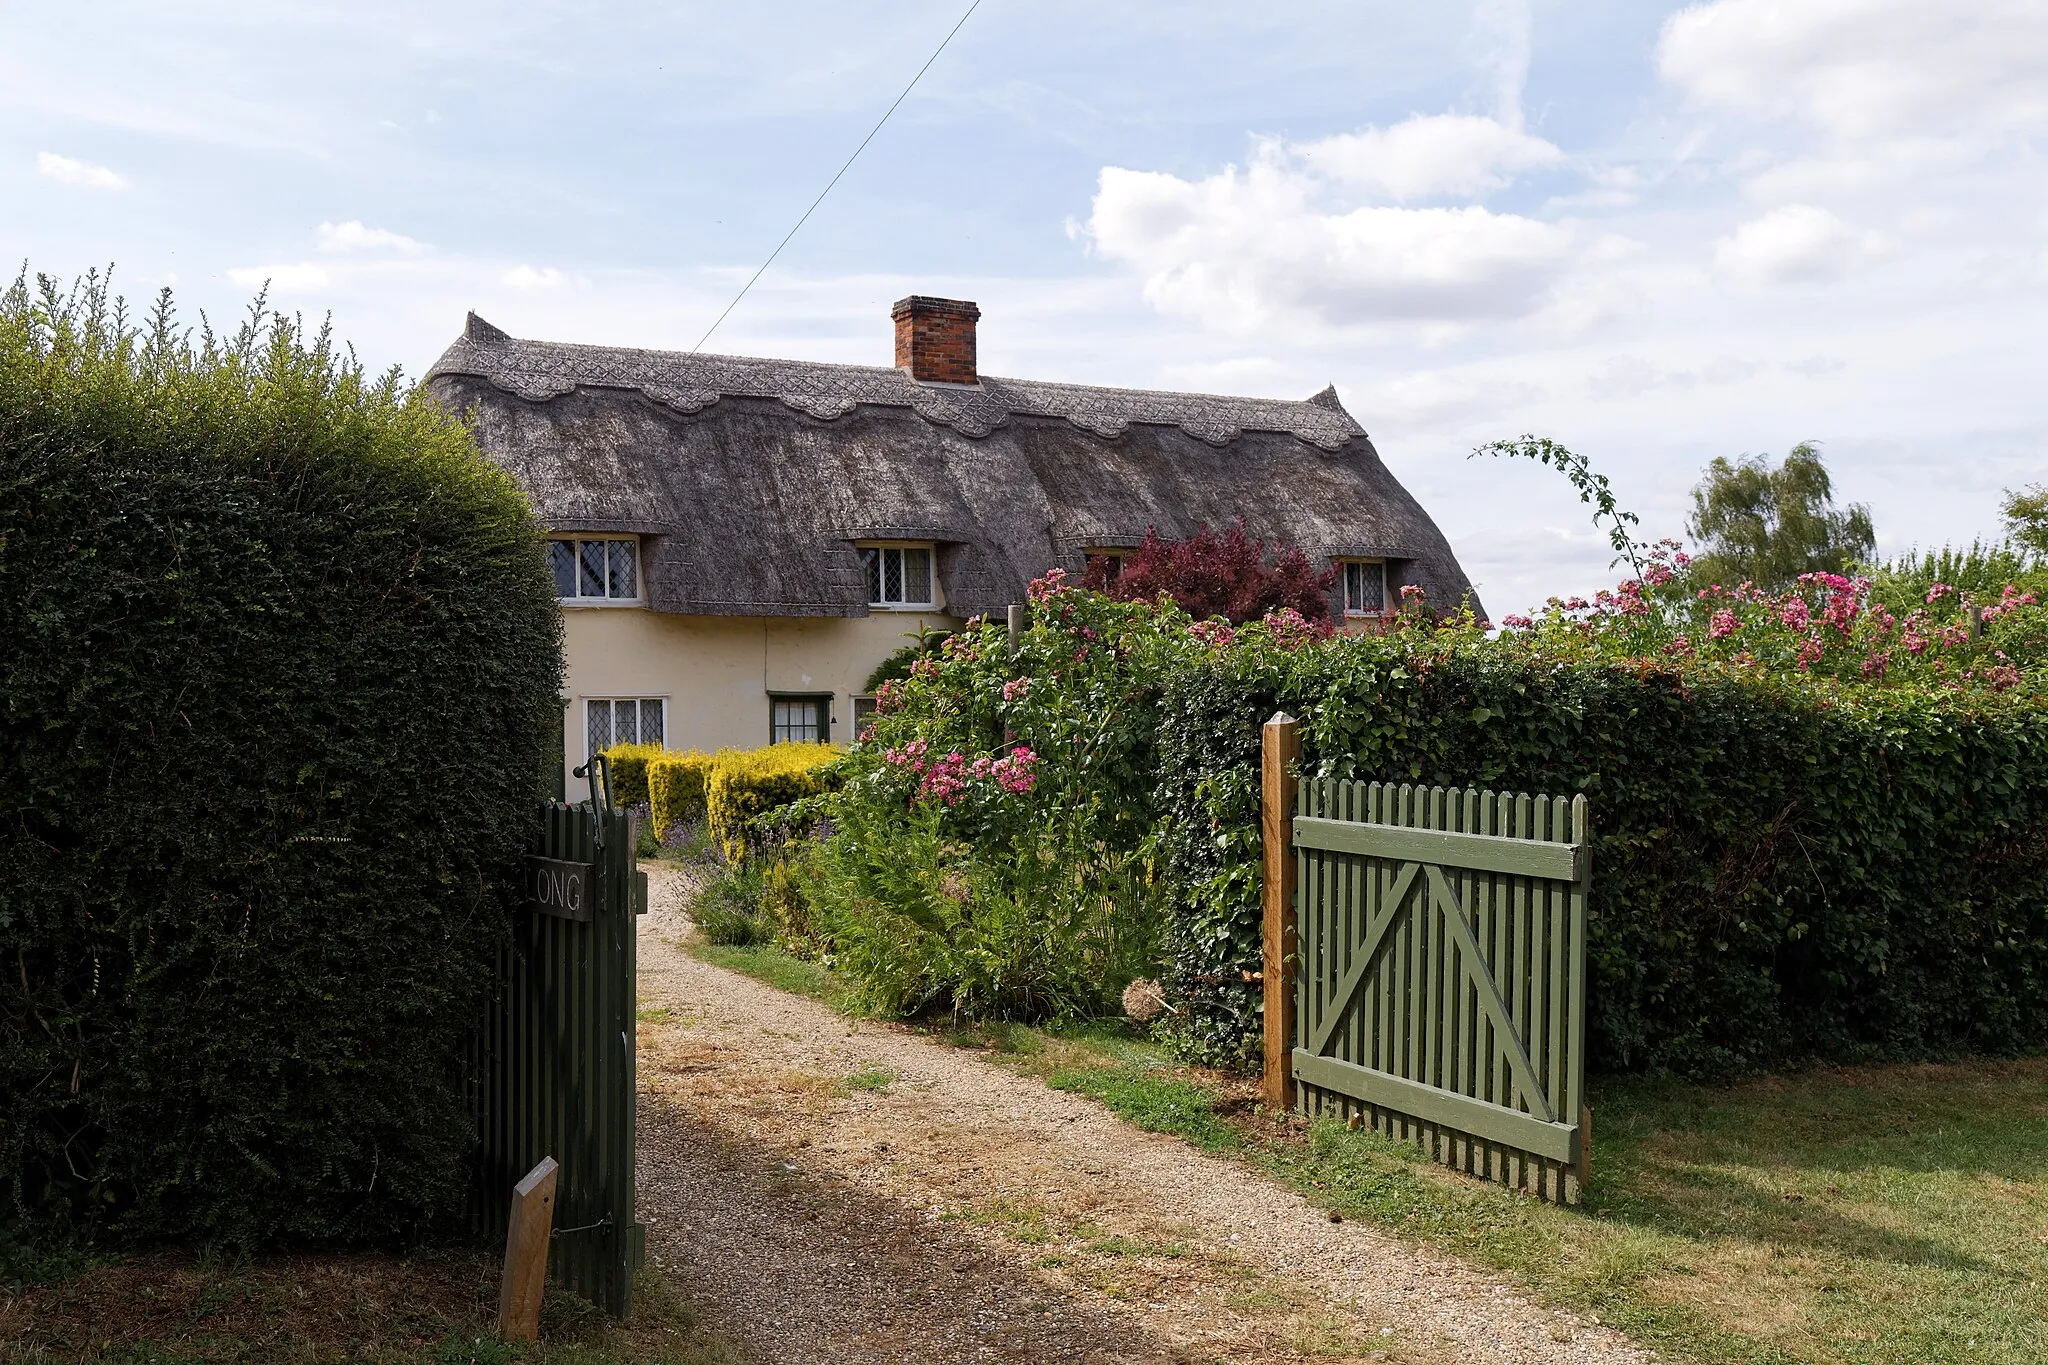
471, 760, 646, 1316
1291, 779, 1590, 1201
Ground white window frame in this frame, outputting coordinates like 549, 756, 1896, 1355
1341, 559, 1390, 617
859, 542, 937, 610
584, 696, 666, 762
550, 536, 642, 605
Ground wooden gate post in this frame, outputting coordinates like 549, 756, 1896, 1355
1261, 712, 1301, 1112
497, 1156, 559, 1341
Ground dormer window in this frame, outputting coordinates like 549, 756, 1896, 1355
1341, 559, 1388, 617
1084, 550, 1128, 582
551, 537, 640, 603
860, 543, 935, 609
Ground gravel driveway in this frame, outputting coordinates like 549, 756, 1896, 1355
634, 862, 1651, 1365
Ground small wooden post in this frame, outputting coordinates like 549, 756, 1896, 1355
1577, 1105, 1593, 1194
1261, 712, 1301, 1113
1007, 603, 1025, 655
497, 1156, 559, 1342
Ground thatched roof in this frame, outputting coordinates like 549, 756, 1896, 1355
424, 312, 1482, 621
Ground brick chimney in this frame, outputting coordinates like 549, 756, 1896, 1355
892, 296, 980, 385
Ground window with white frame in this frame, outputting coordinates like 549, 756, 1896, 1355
586, 697, 664, 759
860, 543, 935, 608
769, 694, 831, 745
1342, 559, 1388, 616
550, 537, 640, 602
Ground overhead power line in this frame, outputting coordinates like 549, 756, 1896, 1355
690, 0, 985, 354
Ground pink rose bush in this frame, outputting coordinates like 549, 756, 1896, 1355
1494, 540, 2046, 689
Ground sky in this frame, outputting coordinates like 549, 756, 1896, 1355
6, 0, 2046, 616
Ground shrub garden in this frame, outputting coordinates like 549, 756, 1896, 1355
698, 552, 2048, 1081
0, 274, 563, 1255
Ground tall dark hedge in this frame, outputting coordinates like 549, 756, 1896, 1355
0, 275, 563, 1247
1157, 645, 2048, 1076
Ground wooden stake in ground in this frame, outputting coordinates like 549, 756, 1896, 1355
497, 1156, 560, 1341
1261, 712, 1300, 1112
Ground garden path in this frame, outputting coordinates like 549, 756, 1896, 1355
633, 864, 1651, 1365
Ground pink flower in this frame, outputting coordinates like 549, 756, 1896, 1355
1665, 635, 1694, 658
1001, 677, 1031, 702
1709, 609, 1738, 640
1927, 583, 1957, 604
1797, 636, 1826, 670
1190, 618, 1235, 648
1861, 651, 1892, 681
1501, 613, 1534, 629
1780, 599, 1812, 631
1027, 567, 1071, 604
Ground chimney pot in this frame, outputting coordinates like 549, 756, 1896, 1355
891, 296, 980, 385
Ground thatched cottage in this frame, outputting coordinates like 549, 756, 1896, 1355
425, 297, 1478, 791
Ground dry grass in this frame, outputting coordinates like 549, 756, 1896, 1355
0, 1248, 741, 1365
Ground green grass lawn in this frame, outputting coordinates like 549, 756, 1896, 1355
687, 938, 2048, 1365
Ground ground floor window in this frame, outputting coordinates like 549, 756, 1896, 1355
1342, 559, 1388, 616
587, 697, 664, 758
851, 694, 880, 739
770, 694, 832, 745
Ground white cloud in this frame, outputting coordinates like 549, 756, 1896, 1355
36, 151, 124, 189
1086, 148, 1584, 333
1713, 205, 1891, 284
1296, 114, 1561, 201
1660, 0, 2048, 143
316, 220, 427, 254
501, 264, 568, 291
225, 262, 331, 292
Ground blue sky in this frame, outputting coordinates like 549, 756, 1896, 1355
7, 1, 2045, 615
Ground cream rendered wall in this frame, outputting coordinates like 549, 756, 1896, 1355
558, 604, 956, 796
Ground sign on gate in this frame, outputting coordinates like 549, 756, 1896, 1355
525, 854, 594, 920
1262, 713, 1592, 1203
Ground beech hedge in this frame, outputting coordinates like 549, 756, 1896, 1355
1157, 643, 2048, 1075
841, 577, 2048, 1076
0, 276, 563, 1247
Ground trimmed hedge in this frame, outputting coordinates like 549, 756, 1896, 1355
706, 745, 839, 862
840, 583, 2048, 1075
600, 741, 669, 811
0, 276, 563, 1247
648, 751, 715, 840
1159, 645, 2048, 1075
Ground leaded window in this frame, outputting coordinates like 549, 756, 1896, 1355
859, 544, 934, 607
1343, 560, 1388, 616
551, 538, 640, 602
586, 697, 665, 758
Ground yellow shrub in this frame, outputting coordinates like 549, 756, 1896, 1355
600, 741, 670, 809
647, 751, 717, 841
706, 743, 839, 862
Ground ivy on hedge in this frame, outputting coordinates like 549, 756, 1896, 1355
0, 274, 563, 1248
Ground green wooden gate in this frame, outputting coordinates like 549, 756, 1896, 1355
471, 760, 646, 1316
1291, 779, 1590, 1201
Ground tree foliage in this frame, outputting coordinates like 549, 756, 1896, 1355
2002, 484, 2048, 560
0, 271, 563, 1249
1081, 520, 1338, 625
1687, 442, 1875, 589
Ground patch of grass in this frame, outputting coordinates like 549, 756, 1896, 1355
839, 1064, 896, 1094
1252, 1061, 2048, 1365
687, 941, 857, 1013
0, 1249, 740, 1364
634, 1003, 673, 1026
1045, 1064, 1242, 1153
